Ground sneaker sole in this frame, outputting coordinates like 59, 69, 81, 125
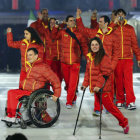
92, 113, 100, 116
127, 107, 136, 110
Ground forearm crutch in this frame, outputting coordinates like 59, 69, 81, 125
73, 88, 86, 135
99, 76, 108, 139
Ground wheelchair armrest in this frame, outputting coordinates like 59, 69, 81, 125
44, 83, 52, 89
19, 95, 29, 102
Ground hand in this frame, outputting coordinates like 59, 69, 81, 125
76, 8, 82, 18
93, 87, 100, 93
7, 28, 12, 33
138, 61, 140, 67
114, 15, 119, 24
91, 9, 97, 19
55, 24, 59, 28
52, 95, 58, 102
80, 86, 86, 91
37, 12, 43, 20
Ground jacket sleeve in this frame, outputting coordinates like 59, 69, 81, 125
7, 32, 21, 49
38, 45, 45, 60
96, 55, 112, 88
111, 34, 119, 70
76, 17, 97, 38
79, 35, 88, 59
82, 61, 89, 87
131, 27, 140, 61
51, 27, 62, 40
91, 18, 99, 29
43, 65, 61, 97
35, 19, 46, 36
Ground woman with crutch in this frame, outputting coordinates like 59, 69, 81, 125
81, 37, 129, 134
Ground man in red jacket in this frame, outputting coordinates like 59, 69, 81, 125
76, 8, 119, 115
52, 15, 88, 109
114, 9, 140, 110
2, 48, 61, 123
30, 8, 49, 43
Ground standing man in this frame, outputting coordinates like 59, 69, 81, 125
114, 9, 140, 110
30, 8, 49, 43
53, 15, 88, 109
76, 8, 119, 115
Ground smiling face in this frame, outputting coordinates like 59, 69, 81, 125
24, 30, 31, 41
90, 40, 100, 53
99, 17, 107, 29
41, 9, 48, 21
66, 17, 75, 28
50, 18, 56, 28
27, 50, 38, 64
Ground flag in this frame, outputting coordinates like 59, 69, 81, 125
109, 0, 114, 10
131, 0, 137, 8
35, 0, 40, 11
12, 0, 18, 10
27, 10, 36, 27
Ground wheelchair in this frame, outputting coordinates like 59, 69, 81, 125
5, 86, 60, 129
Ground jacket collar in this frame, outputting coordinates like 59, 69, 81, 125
26, 58, 42, 68
118, 19, 127, 26
87, 52, 95, 62
22, 39, 36, 46
97, 27, 112, 35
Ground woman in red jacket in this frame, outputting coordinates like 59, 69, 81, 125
7, 27, 44, 88
81, 37, 129, 134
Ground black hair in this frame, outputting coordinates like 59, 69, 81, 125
27, 48, 38, 55
24, 27, 44, 46
41, 8, 48, 14
115, 8, 126, 16
112, 10, 117, 14
48, 17, 56, 31
100, 15, 110, 26
6, 133, 28, 140
66, 15, 74, 22
89, 37, 105, 66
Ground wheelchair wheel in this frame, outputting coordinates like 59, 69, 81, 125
19, 99, 32, 126
28, 89, 60, 128
6, 122, 12, 127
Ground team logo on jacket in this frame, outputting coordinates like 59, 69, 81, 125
96, 34, 99, 37
22, 43, 26, 45
64, 34, 68, 37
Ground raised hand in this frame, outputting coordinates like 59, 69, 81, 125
7, 28, 12, 33
91, 9, 97, 19
76, 8, 82, 18
38, 12, 43, 20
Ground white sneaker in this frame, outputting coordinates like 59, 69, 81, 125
66, 105, 72, 109
116, 103, 123, 109
127, 102, 136, 110
1, 116, 10, 122
1, 117, 16, 123
9, 117, 16, 123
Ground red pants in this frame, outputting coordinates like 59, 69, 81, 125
46, 60, 62, 82
6, 89, 31, 118
96, 92, 128, 128
94, 73, 114, 111
19, 69, 27, 89
61, 63, 80, 105
114, 59, 136, 106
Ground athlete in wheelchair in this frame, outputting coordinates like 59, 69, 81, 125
1, 48, 61, 129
